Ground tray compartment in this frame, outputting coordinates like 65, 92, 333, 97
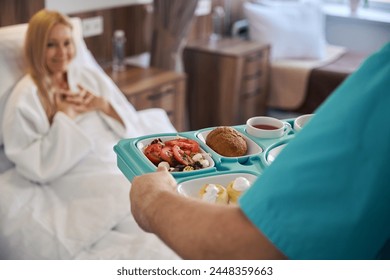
177, 171, 259, 201
136, 135, 215, 174
196, 127, 264, 164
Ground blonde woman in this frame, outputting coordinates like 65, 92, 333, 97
1, 10, 177, 259
24, 10, 125, 125
3, 9, 144, 182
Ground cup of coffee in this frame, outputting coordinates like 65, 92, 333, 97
246, 116, 292, 138
294, 114, 314, 132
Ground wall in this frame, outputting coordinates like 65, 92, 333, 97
45, 0, 150, 14
44, 0, 214, 64
69, 5, 153, 64
0, 0, 44, 26
46, 0, 211, 16
223, 1, 389, 54
0, 0, 214, 64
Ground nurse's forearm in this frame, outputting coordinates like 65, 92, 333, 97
149, 192, 287, 260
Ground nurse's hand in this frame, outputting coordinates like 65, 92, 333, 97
130, 166, 177, 232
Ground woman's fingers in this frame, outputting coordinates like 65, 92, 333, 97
77, 85, 90, 99
83, 91, 95, 105
63, 88, 89, 105
58, 85, 103, 113
65, 94, 84, 105
76, 85, 98, 105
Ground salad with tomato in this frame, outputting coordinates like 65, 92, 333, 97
143, 137, 210, 172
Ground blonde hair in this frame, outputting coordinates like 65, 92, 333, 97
24, 9, 75, 121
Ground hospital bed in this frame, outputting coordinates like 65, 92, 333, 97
0, 18, 179, 260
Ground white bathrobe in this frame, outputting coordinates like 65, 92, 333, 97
0, 63, 178, 259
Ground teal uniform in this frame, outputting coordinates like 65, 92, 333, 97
240, 42, 390, 259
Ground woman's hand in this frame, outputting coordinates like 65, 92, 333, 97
130, 166, 178, 232
62, 86, 108, 112
54, 89, 84, 119
54, 87, 100, 119
54, 85, 124, 125
54, 86, 108, 115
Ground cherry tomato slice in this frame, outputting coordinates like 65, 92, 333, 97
172, 145, 194, 166
165, 139, 200, 154
144, 143, 163, 165
160, 146, 175, 166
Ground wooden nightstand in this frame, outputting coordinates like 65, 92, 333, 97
105, 65, 187, 132
183, 38, 270, 130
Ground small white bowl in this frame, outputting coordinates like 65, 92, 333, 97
294, 114, 314, 132
246, 116, 291, 138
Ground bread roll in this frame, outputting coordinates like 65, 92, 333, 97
206, 126, 247, 157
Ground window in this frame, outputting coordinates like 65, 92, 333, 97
368, 0, 390, 10
322, 0, 390, 11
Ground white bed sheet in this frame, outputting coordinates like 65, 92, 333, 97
0, 167, 179, 260
75, 215, 179, 260
0, 17, 180, 260
0, 146, 13, 174
0, 109, 180, 260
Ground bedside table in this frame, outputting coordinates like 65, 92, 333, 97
183, 38, 270, 130
105, 65, 187, 132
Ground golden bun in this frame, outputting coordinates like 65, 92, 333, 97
206, 126, 247, 157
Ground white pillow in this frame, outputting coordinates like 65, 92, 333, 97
0, 24, 27, 147
0, 18, 100, 146
244, 1, 326, 60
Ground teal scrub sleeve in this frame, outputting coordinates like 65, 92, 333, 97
240, 42, 390, 260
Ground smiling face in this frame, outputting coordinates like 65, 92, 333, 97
45, 23, 75, 76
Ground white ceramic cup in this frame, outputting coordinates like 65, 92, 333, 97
246, 116, 292, 138
294, 114, 314, 132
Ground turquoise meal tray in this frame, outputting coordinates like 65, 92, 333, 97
114, 119, 296, 184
